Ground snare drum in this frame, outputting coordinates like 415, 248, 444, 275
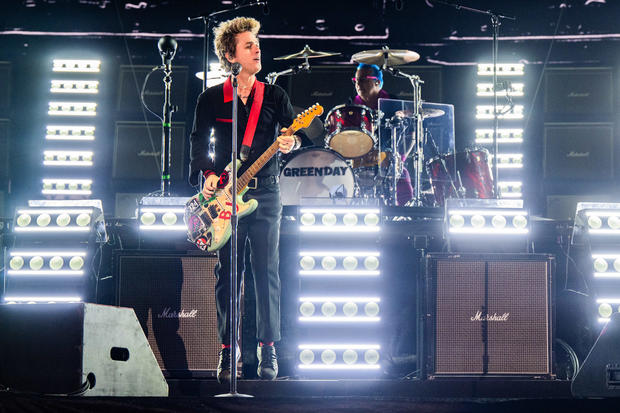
426, 148, 494, 206
324, 104, 376, 159
279, 148, 356, 205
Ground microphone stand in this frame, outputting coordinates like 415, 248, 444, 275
430, 0, 515, 198
161, 62, 175, 196
188, 1, 267, 92
384, 62, 424, 206
215, 66, 252, 399
266, 60, 310, 85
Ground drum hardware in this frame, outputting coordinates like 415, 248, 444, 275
267, 45, 340, 85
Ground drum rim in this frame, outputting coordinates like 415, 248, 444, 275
280, 146, 349, 169
325, 103, 376, 119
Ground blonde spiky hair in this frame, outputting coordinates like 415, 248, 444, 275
213, 17, 260, 72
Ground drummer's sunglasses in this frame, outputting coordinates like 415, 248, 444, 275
352, 76, 380, 84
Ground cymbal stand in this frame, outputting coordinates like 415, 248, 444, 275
384, 65, 425, 206
266, 60, 310, 85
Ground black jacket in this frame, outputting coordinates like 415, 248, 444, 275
188, 80, 306, 187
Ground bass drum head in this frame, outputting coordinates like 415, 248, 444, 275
279, 147, 356, 205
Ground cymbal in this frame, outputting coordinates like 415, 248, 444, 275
395, 108, 445, 119
352, 48, 420, 66
274, 45, 340, 61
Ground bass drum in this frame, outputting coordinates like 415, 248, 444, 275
279, 148, 356, 205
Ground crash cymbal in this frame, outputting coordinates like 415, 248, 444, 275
395, 108, 445, 119
352, 47, 420, 67
275, 44, 340, 60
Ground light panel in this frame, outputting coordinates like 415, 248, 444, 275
475, 128, 523, 144
46, 125, 95, 141
477, 63, 525, 76
48, 102, 97, 116
42, 179, 92, 195
53, 59, 100, 73
476, 105, 524, 120
43, 150, 93, 166
50, 80, 99, 94
476, 82, 524, 97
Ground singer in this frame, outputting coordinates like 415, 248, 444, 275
188, 16, 306, 383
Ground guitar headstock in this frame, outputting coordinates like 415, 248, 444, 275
291, 103, 324, 132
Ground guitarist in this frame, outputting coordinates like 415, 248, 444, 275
188, 17, 307, 383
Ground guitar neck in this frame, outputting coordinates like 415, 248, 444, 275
237, 126, 296, 192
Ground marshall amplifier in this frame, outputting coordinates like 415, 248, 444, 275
544, 67, 613, 116
115, 250, 220, 377
116, 65, 188, 114
543, 123, 613, 180
422, 253, 554, 378
112, 121, 186, 181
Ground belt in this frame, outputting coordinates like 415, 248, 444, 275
247, 175, 279, 190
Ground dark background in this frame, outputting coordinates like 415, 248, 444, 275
1, 0, 619, 218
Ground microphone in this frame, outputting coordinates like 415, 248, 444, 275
231, 62, 242, 76
157, 36, 178, 69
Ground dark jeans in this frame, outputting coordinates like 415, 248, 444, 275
214, 182, 282, 344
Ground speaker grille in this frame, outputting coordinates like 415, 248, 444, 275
117, 252, 219, 375
430, 255, 551, 376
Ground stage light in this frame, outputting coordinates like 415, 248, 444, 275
321, 302, 337, 317
3, 296, 82, 303
299, 270, 380, 277
321, 349, 337, 365
342, 349, 358, 364
299, 350, 315, 364
476, 105, 524, 120
42, 179, 92, 195
342, 256, 358, 270
14, 208, 95, 233
364, 302, 380, 317
299, 301, 315, 317
299, 316, 380, 323
498, 181, 523, 198
299, 251, 381, 277
53, 59, 100, 73
50, 80, 99, 94
477, 63, 524, 76
46, 126, 95, 141
476, 82, 524, 97
475, 129, 523, 144
48, 101, 97, 116
43, 150, 93, 166
138, 197, 187, 232
342, 302, 358, 317
7, 250, 88, 276
299, 208, 381, 233
321, 256, 337, 270
364, 349, 380, 364
299, 256, 316, 270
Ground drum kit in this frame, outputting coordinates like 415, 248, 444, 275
272, 45, 495, 207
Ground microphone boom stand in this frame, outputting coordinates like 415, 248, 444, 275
430, 0, 515, 198
161, 64, 175, 196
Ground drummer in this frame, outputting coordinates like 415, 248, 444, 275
351, 63, 413, 206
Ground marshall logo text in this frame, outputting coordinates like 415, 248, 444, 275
470, 311, 510, 322
157, 307, 198, 319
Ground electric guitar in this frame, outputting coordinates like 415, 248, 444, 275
185, 103, 324, 252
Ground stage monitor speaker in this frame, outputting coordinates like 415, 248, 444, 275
572, 312, 620, 398
115, 250, 220, 377
543, 123, 613, 180
112, 121, 185, 180
0, 303, 168, 396
544, 67, 613, 116
286, 65, 442, 118
116, 65, 188, 114
423, 253, 553, 378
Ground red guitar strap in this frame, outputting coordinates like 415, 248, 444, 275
223, 77, 265, 161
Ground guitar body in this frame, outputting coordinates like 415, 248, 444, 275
185, 160, 258, 252
184, 104, 323, 251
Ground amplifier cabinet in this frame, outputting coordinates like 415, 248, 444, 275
115, 250, 219, 377
421, 253, 554, 378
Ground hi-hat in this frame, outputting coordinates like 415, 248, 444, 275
274, 45, 340, 60
352, 47, 420, 67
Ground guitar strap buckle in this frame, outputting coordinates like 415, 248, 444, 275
247, 177, 258, 190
